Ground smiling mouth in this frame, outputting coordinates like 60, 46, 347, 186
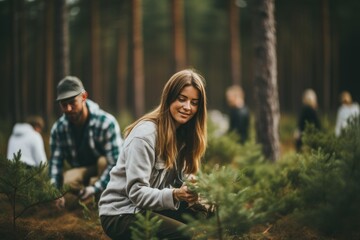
179, 111, 190, 116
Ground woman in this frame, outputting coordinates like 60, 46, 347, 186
225, 85, 250, 144
294, 88, 321, 152
99, 69, 207, 240
335, 91, 360, 136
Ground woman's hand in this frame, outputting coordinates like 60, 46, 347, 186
173, 185, 198, 203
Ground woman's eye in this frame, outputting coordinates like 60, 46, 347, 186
191, 101, 199, 106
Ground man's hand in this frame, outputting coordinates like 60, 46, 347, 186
55, 196, 65, 209
79, 186, 95, 200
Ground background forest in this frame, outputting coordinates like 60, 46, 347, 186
1, 0, 360, 239
0, 0, 360, 127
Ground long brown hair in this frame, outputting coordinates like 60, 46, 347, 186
124, 69, 207, 174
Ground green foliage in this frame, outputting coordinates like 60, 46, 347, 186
190, 115, 360, 239
204, 132, 241, 166
186, 166, 258, 239
287, 116, 360, 236
204, 119, 244, 167
79, 197, 100, 227
0, 118, 12, 154
189, 122, 274, 239
0, 151, 64, 231
186, 139, 272, 239
279, 113, 297, 139
116, 109, 135, 136
130, 211, 163, 240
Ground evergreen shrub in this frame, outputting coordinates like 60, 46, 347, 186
288, 116, 360, 237
187, 116, 360, 239
0, 151, 64, 231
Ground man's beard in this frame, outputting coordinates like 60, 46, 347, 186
66, 106, 83, 124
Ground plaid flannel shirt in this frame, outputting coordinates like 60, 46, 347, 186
49, 99, 122, 193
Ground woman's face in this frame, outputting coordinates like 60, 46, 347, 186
170, 85, 200, 128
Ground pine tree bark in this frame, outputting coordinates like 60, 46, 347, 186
322, 0, 331, 112
116, 7, 129, 112
91, 0, 102, 104
20, 0, 28, 117
11, 0, 21, 123
229, 1, 241, 85
54, 0, 69, 81
45, 0, 55, 126
172, 0, 186, 71
132, 0, 145, 118
252, 0, 280, 161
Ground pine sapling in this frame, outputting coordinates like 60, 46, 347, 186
130, 210, 163, 240
0, 151, 65, 231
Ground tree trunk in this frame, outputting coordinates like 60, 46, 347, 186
45, 0, 55, 127
322, 0, 331, 113
117, 9, 129, 112
132, 0, 145, 118
252, 0, 280, 161
20, 0, 28, 118
54, 0, 69, 82
229, 1, 241, 85
11, 0, 21, 123
91, 0, 102, 104
172, 0, 186, 71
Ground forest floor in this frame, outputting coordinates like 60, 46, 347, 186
0, 193, 343, 240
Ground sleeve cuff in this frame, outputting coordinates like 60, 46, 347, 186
163, 188, 179, 210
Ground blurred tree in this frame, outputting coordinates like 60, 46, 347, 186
251, 0, 280, 161
172, 0, 186, 71
45, 0, 55, 126
322, 0, 331, 113
11, 0, 21, 123
20, 0, 28, 117
229, 0, 241, 85
54, 0, 69, 81
116, 1, 130, 113
132, 0, 145, 118
90, 0, 102, 104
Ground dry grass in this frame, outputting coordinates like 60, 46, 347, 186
0, 194, 110, 240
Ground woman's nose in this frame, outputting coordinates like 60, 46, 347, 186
183, 101, 191, 110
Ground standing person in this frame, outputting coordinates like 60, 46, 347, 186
99, 69, 208, 240
335, 91, 360, 137
294, 88, 321, 152
225, 85, 250, 144
49, 76, 122, 208
7, 115, 47, 168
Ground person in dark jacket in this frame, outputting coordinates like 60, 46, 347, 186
225, 85, 250, 144
294, 88, 321, 152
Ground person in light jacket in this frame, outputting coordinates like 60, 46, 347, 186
335, 91, 360, 136
99, 69, 208, 240
7, 115, 47, 168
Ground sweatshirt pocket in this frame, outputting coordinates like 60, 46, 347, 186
149, 157, 167, 188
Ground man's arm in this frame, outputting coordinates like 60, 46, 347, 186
93, 119, 122, 193
49, 126, 64, 189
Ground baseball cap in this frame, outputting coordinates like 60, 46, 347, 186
56, 76, 85, 101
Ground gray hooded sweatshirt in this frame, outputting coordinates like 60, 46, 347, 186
99, 120, 179, 216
